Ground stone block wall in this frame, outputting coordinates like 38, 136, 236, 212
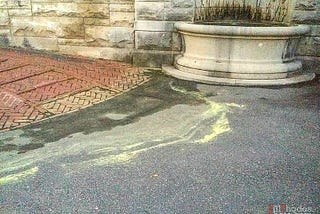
0, 0, 135, 62
133, 0, 320, 67
133, 0, 194, 67
0, 0, 319, 67
293, 0, 320, 57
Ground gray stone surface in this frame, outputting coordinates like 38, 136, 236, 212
171, 0, 194, 8
292, 10, 320, 24
293, 5, 320, 56
135, 31, 172, 50
300, 56, 320, 74
133, 50, 176, 67
298, 36, 320, 56
164, 7, 193, 21
134, 0, 195, 66
295, 0, 317, 10
135, 2, 165, 20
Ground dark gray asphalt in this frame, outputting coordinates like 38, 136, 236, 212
0, 73, 319, 214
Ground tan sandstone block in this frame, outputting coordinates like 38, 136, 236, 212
0, 1, 7, 8
32, 3, 109, 18
110, 12, 134, 27
0, 29, 10, 35
109, 3, 134, 12
59, 45, 133, 62
7, 0, 31, 9
11, 36, 58, 51
85, 26, 133, 48
0, 9, 9, 26
8, 8, 32, 16
84, 18, 110, 26
58, 38, 86, 46
11, 17, 84, 38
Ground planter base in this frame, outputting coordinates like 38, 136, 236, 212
164, 23, 315, 86
163, 65, 315, 86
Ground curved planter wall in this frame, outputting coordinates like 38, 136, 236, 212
163, 22, 315, 86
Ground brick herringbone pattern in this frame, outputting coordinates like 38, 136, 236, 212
42, 87, 116, 114
0, 65, 50, 85
0, 91, 45, 129
1, 71, 69, 93
0, 49, 151, 132
0, 60, 28, 72
20, 78, 91, 102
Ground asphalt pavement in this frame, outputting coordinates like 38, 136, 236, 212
0, 72, 319, 214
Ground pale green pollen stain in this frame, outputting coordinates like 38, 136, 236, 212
200, 112, 231, 143
94, 152, 135, 165
118, 142, 146, 150
198, 102, 244, 143
0, 167, 38, 185
169, 82, 244, 144
85, 84, 244, 166
0, 162, 34, 174
0, 81, 244, 181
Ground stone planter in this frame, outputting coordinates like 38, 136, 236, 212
163, 22, 315, 86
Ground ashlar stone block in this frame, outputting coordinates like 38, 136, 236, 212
171, 0, 194, 8
8, 8, 32, 16
110, 3, 134, 12
0, 1, 8, 8
32, 3, 109, 18
295, 0, 317, 10
164, 7, 193, 21
84, 18, 110, 26
11, 36, 58, 51
85, 26, 134, 48
0, 29, 11, 47
59, 45, 133, 62
0, 9, 10, 26
298, 36, 320, 56
11, 17, 84, 39
7, 0, 31, 9
293, 10, 320, 24
135, 31, 172, 51
110, 12, 134, 27
135, 2, 164, 20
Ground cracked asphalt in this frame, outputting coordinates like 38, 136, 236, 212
0, 72, 319, 213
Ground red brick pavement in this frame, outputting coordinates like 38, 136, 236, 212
0, 49, 151, 131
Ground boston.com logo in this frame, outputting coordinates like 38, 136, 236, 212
268, 204, 315, 214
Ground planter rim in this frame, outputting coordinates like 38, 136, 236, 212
175, 22, 310, 37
